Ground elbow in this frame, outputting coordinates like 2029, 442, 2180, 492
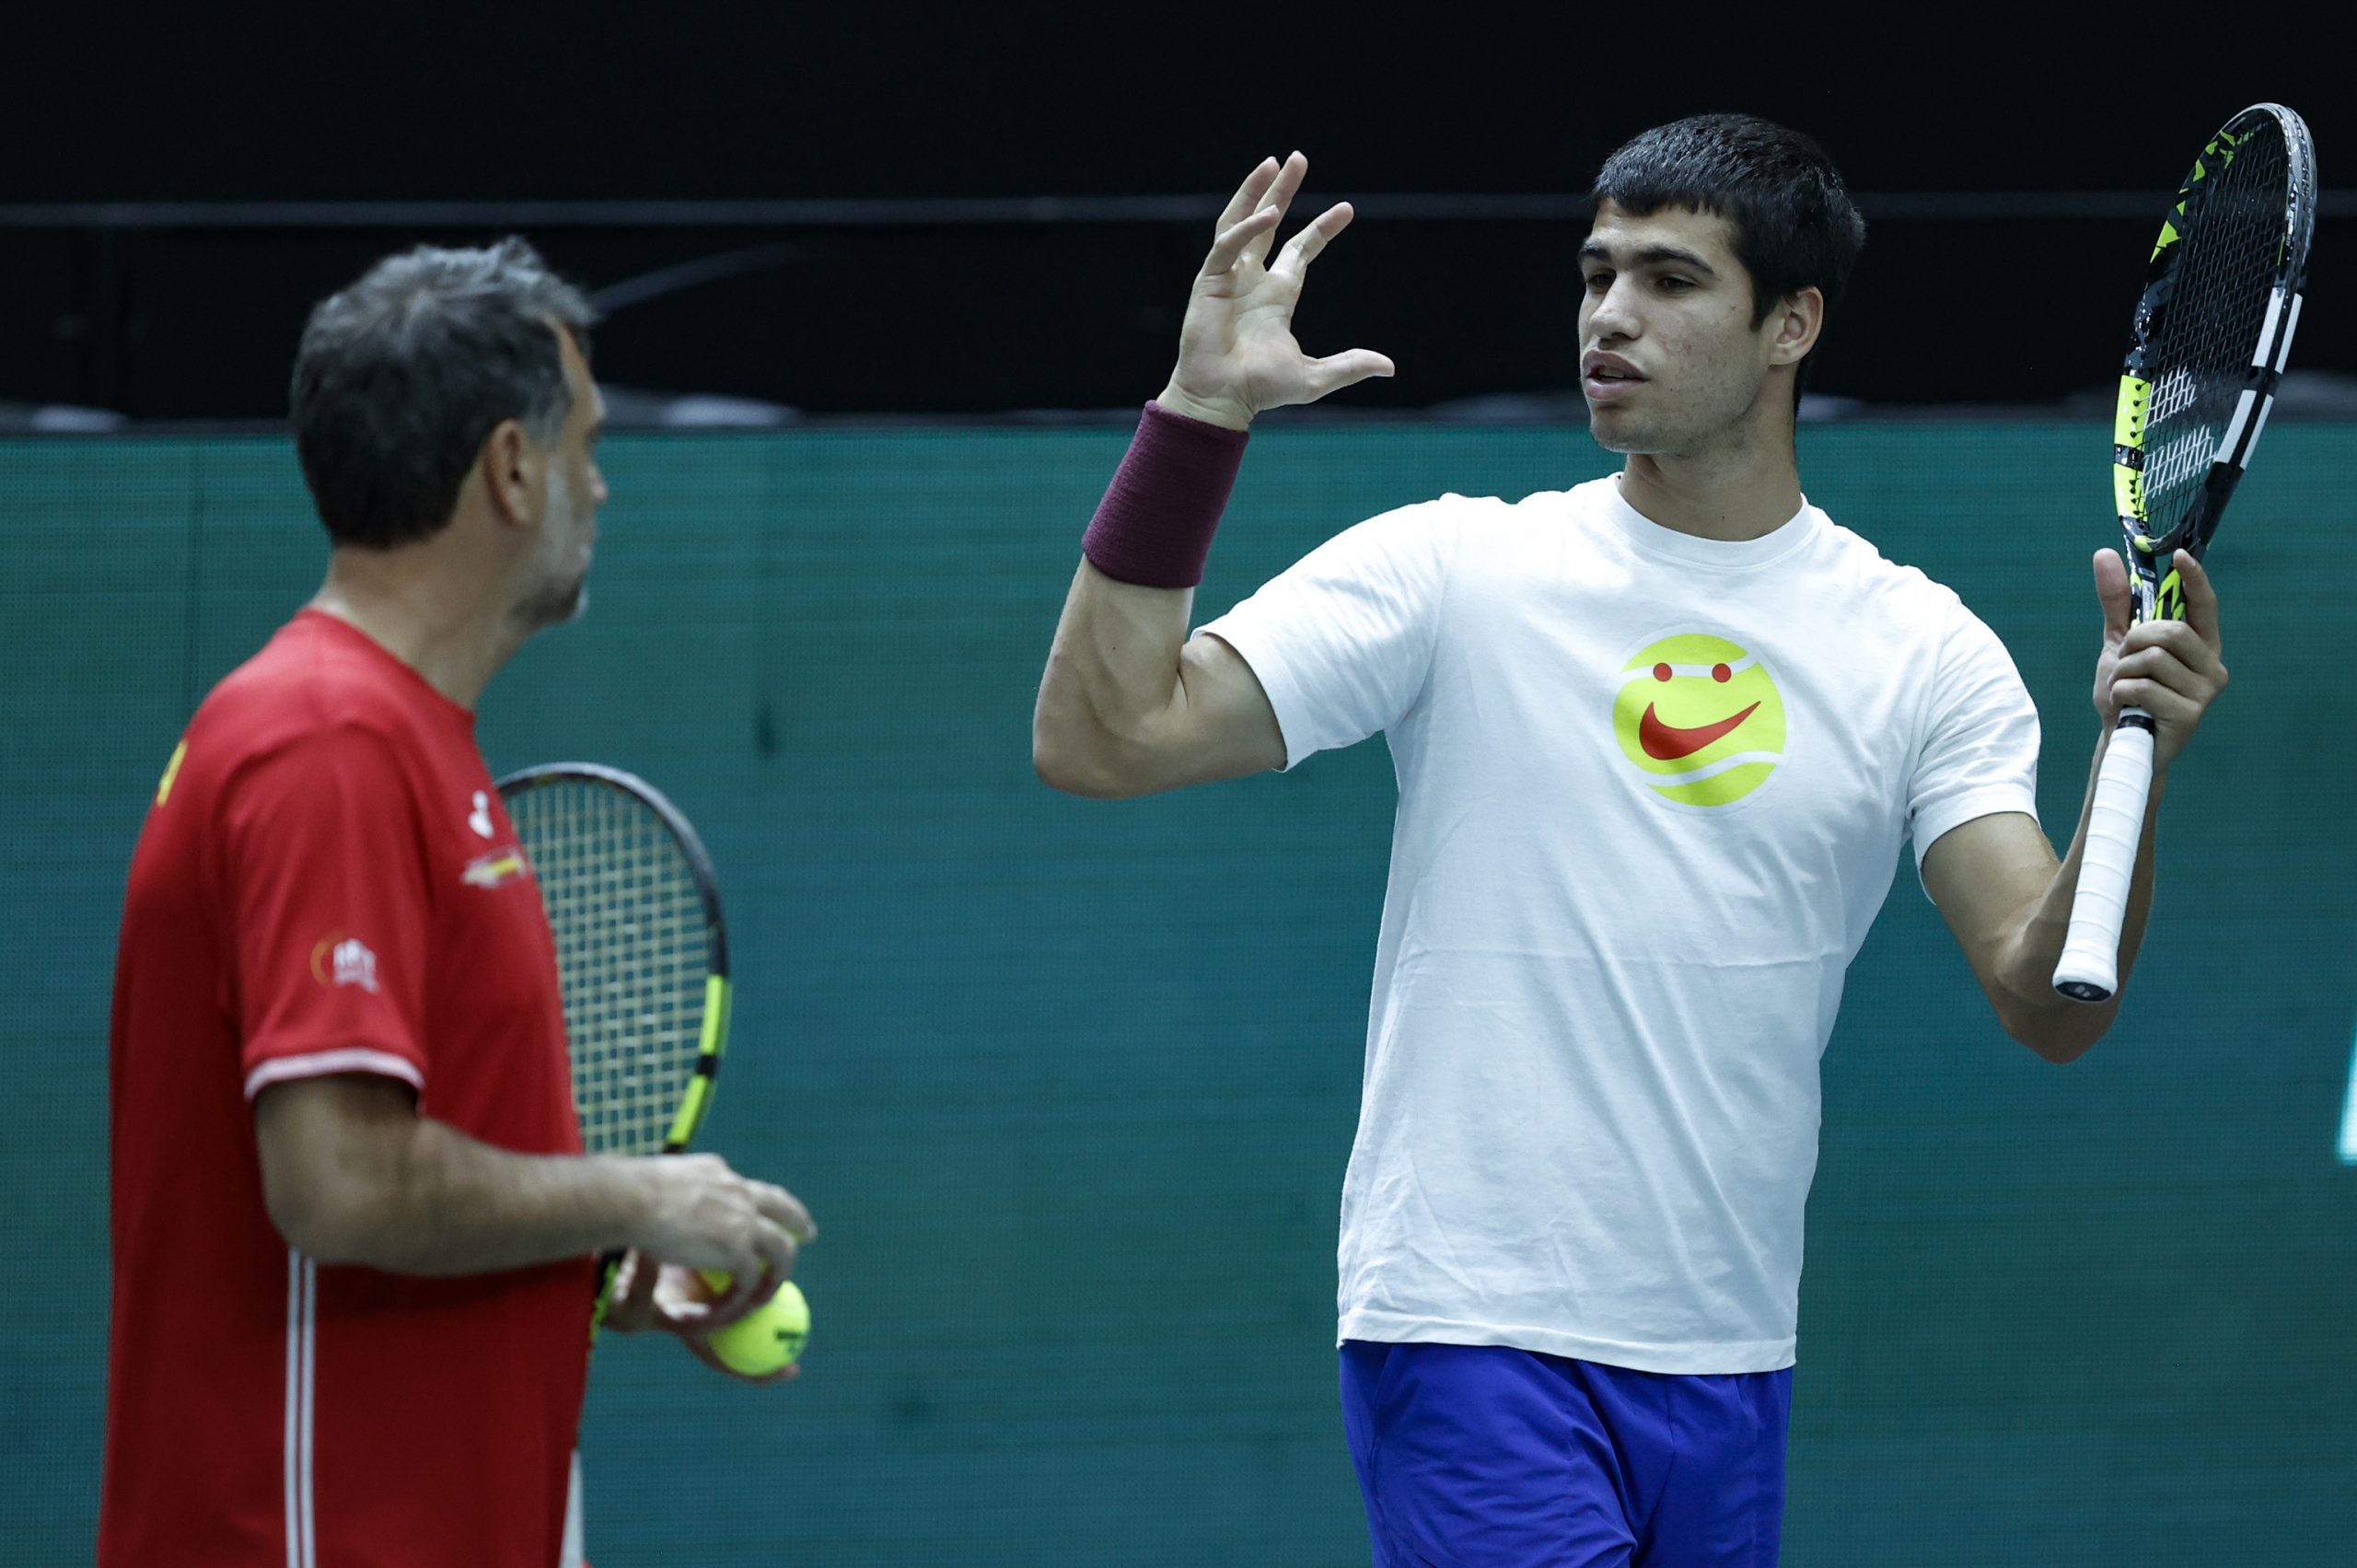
259, 1136, 405, 1267
263, 1179, 377, 1265
2002, 1003, 2111, 1064
1031, 717, 1144, 800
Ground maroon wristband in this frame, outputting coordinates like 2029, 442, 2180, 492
1080, 400, 1249, 589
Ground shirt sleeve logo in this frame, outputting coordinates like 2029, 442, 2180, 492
461, 850, 529, 889
1612, 632, 1787, 807
468, 790, 496, 839
309, 932, 381, 993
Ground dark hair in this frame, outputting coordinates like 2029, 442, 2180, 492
290, 238, 598, 549
1590, 114, 1865, 368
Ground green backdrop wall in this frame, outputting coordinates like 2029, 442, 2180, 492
5, 424, 2352, 1564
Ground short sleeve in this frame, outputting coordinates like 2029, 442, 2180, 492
222, 725, 433, 1100
1908, 602, 2041, 868
1196, 501, 1461, 770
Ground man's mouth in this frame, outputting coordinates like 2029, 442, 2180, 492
1583, 352, 1644, 401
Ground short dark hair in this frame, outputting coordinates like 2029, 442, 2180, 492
291, 238, 598, 550
1590, 114, 1865, 358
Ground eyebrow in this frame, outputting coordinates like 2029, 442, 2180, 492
1578, 241, 1719, 275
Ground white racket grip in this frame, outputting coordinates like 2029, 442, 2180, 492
2053, 719, 2155, 1002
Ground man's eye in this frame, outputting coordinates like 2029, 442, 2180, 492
1585, 273, 1612, 292
1660, 276, 1694, 292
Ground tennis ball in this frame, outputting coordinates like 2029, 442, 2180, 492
1612, 633, 1786, 807
697, 1272, 809, 1376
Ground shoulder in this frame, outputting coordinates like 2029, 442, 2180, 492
189, 620, 437, 801
1805, 514, 1973, 628
1339, 485, 1586, 556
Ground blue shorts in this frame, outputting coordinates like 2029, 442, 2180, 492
1340, 1341, 1792, 1568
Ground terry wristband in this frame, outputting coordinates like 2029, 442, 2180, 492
1080, 400, 1249, 589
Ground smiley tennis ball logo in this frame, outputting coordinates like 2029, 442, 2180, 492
1612, 633, 1786, 807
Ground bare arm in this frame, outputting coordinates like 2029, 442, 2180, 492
1922, 547, 2227, 1061
1033, 152, 1390, 799
254, 1074, 813, 1318
1034, 569, 1284, 797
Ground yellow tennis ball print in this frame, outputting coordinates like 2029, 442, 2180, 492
1613, 633, 1786, 807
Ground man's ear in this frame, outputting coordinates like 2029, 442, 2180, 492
1768, 285, 1826, 367
480, 419, 540, 529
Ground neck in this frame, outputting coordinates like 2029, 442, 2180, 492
308, 547, 523, 711
1616, 412, 1803, 542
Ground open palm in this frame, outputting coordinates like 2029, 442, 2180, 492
1160, 153, 1394, 429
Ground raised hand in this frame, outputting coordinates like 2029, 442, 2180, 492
1158, 152, 1395, 430
2091, 547, 2228, 771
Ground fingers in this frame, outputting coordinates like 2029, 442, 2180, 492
600, 1249, 658, 1334
1202, 153, 1313, 279
2117, 604, 2226, 679
750, 1179, 818, 1243
1303, 348, 1398, 400
1202, 205, 1283, 279
2175, 549, 2223, 650
2112, 628, 2227, 703
1240, 152, 1308, 267
2106, 673, 2212, 730
2092, 548, 2131, 642
699, 1254, 784, 1331
1213, 157, 1282, 233
1272, 202, 1355, 279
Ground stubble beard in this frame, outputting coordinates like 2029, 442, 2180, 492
511, 469, 593, 632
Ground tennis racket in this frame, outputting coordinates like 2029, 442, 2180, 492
494, 761, 732, 1319
2053, 101, 2316, 1003
497, 763, 731, 1568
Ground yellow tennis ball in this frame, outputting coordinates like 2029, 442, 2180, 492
1612, 633, 1787, 807
697, 1273, 809, 1376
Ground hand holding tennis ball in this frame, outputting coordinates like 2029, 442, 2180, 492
696, 1271, 808, 1377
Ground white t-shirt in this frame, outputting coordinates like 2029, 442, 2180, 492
1200, 476, 2039, 1374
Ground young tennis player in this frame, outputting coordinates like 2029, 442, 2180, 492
1034, 116, 2227, 1565
99, 240, 815, 1568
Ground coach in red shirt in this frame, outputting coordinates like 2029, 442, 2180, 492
100, 238, 816, 1568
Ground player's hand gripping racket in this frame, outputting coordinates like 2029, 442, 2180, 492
2053, 102, 2316, 1003
495, 762, 731, 1323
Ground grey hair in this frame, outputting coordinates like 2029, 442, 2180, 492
290, 237, 599, 549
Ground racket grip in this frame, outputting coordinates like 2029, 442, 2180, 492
2053, 719, 2155, 1002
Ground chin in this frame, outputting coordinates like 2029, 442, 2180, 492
514, 576, 590, 633
1585, 411, 1650, 456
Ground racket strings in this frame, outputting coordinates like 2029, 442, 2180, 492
2137, 123, 2292, 525
509, 781, 710, 1156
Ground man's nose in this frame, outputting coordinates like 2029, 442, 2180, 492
1585, 278, 1643, 342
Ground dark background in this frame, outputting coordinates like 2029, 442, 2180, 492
3, 10, 2349, 421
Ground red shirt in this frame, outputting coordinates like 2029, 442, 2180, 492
101, 610, 591, 1568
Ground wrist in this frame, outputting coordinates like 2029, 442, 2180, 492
1154, 380, 1252, 433
1080, 401, 1250, 589
590, 1155, 658, 1250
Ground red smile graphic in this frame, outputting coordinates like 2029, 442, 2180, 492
1639, 701, 1759, 761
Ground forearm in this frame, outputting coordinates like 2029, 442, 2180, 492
261, 1083, 649, 1273
1033, 401, 1249, 796
329, 1121, 649, 1274
1994, 729, 2166, 1057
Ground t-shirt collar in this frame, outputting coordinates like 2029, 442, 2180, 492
1599, 474, 1822, 571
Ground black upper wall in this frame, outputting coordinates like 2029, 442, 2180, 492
4, 10, 2346, 418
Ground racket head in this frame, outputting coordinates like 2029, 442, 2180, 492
494, 762, 731, 1159
2112, 102, 2316, 619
